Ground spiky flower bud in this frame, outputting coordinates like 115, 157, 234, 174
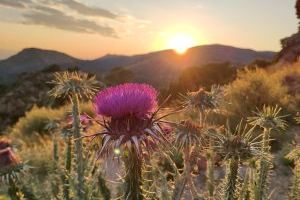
181, 86, 222, 113
49, 71, 99, 99
247, 105, 287, 130
211, 122, 261, 200
175, 120, 204, 150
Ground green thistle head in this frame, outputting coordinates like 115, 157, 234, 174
181, 85, 223, 112
247, 105, 287, 130
175, 120, 204, 150
211, 121, 261, 160
49, 71, 99, 99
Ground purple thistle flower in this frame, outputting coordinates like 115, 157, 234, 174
94, 83, 158, 119
89, 83, 175, 158
91, 83, 175, 200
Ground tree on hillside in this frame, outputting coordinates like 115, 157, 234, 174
104, 67, 134, 85
167, 62, 237, 96
246, 59, 272, 69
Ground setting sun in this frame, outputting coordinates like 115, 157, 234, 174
167, 33, 197, 54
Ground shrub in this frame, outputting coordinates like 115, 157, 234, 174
224, 68, 290, 118
11, 102, 95, 140
11, 106, 65, 139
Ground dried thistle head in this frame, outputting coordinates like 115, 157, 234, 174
175, 120, 204, 150
247, 105, 287, 130
0, 148, 23, 179
286, 146, 300, 164
0, 138, 11, 150
92, 83, 171, 158
211, 121, 261, 160
49, 71, 99, 99
181, 85, 223, 112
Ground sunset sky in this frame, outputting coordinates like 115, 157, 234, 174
0, 0, 297, 59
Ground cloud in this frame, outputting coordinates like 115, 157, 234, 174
0, 0, 149, 38
0, 0, 31, 9
57, 0, 119, 19
23, 6, 118, 37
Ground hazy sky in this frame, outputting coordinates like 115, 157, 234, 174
0, 0, 297, 59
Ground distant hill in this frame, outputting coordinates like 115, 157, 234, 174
0, 44, 276, 87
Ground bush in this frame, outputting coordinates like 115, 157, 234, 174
166, 62, 237, 96
11, 106, 65, 139
224, 68, 291, 118
11, 102, 95, 140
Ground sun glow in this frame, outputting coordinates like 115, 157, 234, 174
167, 33, 197, 54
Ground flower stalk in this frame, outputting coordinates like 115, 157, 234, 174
124, 147, 143, 200
71, 94, 86, 199
63, 135, 72, 200
222, 157, 239, 200
253, 128, 271, 200
206, 149, 215, 198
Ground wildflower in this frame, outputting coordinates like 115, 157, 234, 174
211, 121, 261, 160
49, 71, 99, 199
49, 71, 99, 99
175, 120, 204, 150
247, 105, 287, 130
93, 83, 167, 156
210, 121, 261, 200
94, 83, 157, 118
0, 148, 22, 177
181, 85, 222, 112
93, 83, 172, 200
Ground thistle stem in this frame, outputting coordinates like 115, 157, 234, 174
172, 147, 200, 200
52, 135, 60, 199
8, 176, 22, 200
289, 161, 300, 199
206, 149, 215, 198
124, 147, 143, 200
254, 128, 271, 200
72, 94, 86, 199
172, 175, 187, 200
222, 157, 239, 200
63, 135, 72, 200
98, 173, 111, 200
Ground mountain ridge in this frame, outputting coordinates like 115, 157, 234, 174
0, 44, 276, 87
